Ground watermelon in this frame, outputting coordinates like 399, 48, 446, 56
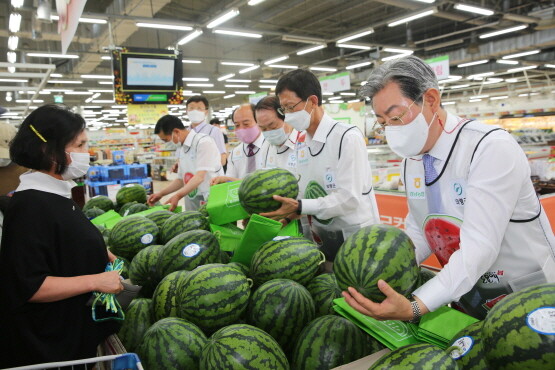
370, 343, 458, 369
177, 264, 251, 333
136, 317, 207, 370
160, 211, 210, 244
447, 321, 487, 370
152, 270, 190, 322
84, 206, 105, 219
108, 216, 159, 260
117, 298, 153, 353
306, 273, 343, 317
292, 315, 383, 370
126, 202, 149, 215
220, 250, 231, 264
416, 267, 436, 288
423, 215, 462, 266
334, 224, 419, 302
250, 236, 325, 287
304, 180, 332, 224
482, 283, 555, 369
145, 210, 174, 229
157, 230, 221, 278
129, 244, 164, 298
198, 203, 209, 217
248, 279, 315, 355
83, 195, 114, 212
119, 256, 130, 279
228, 262, 249, 276
200, 324, 289, 370
238, 168, 299, 214
118, 201, 138, 216
116, 184, 147, 206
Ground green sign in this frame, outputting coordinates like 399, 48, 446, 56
54, 95, 64, 103
319, 71, 351, 93
146, 94, 167, 102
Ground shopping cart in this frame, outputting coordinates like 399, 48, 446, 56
5, 353, 143, 370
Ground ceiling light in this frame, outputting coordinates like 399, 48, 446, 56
467, 72, 495, 80
451, 84, 470, 89
490, 95, 508, 100
225, 84, 249, 88
7, 52, 17, 64
187, 83, 214, 87
518, 93, 529, 97
340, 92, 356, 96
347, 99, 361, 103
454, 3, 494, 16
268, 64, 298, 69
479, 24, 527, 39
9, 13, 22, 33
48, 80, 83, 84
91, 93, 101, 99
178, 29, 203, 45
81, 74, 113, 79
98, 81, 113, 85
206, 8, 240, 29
8, 66, 15, 73
248, 0, 266, 5
27, 53, 79, 59
496, 60, 518, 65
346, 61, 372, 70
310, 66, 337, 72
259, 85, 275, 89
457, 59, 488, 68
16, 99, 44, 103
8, 36, 19, 51
507, 65, 537, 73
11, 0, 24, 9
213, 29, 262, 38
322, 92, 334, 96
282, 35, 327, 44
0, 78, 27, 82
221, 62, 254, 66
412, 0, 435, 2
336, 43, 372, 50
224, 94, 236, 99
182, 59, 202, 64
470, 95, 490, 99
505, 78, 518, 83
502, 49, 540, 59
383, 47, 412, 54
296, 44, 326, 55
336, 28, 374, 44
136, 22, 193, 31
235, 91, 256, 94
469, 99, 482, 102
388, 8, 437, 27
202, 90, 226, 94
264, 55, 288, 65
443, 101, 456, 105
182, 77, 210, 81
260, 79, 278, 83
545, 64, 555, 68
239, 65, 260, 74
49, 73, 62, 78
381, 52, 413, 61
218, 73, 235, 81
227, 79, 251, 82
328, 96, 343, 100
51, 15, 107, 24
100, 56, 112, 61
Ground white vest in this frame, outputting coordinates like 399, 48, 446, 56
404, 120, 555, 318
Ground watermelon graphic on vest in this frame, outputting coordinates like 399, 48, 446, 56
184, 172, 198, 198
423, 215, 463, 266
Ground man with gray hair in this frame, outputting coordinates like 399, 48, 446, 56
343, 55, 555, 321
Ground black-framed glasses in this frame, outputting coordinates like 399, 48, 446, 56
277, 100, 303, 115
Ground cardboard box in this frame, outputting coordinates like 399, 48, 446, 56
332, 349, 391, 370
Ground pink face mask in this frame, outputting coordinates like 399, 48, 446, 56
235, 125, 260, 144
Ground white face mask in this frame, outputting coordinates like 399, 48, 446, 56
384, 104, 436, 158
172, 131, 184, 150
188, 110, 206, 124
262, 126, 288, 146
62, 152, 90, 180
284, 100, 312, 131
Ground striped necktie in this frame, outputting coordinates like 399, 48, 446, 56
247, 143, 256, 173
423, 154, 439, 184
423, 154, 442, 213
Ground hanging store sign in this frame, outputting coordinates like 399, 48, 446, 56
249, 92, 268, 105
127, 104, 168, 125
425, 55, 450, 80
319, 72, 351, 93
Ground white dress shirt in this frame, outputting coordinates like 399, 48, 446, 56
16, 171, 75, 199
226, 134, 265, 179
260, 129, 298, 171
193, 120, 227, 154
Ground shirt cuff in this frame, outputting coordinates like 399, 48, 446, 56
301, 199, 319, 215
412, 275, 453, 313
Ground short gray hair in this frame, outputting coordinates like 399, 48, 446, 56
360, 55, 439, 104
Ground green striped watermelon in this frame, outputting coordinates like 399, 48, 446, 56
238, 168, 299, 214
370, 343, 458, 369
198, 203, 209, 217
152, 270, 190, 322
304, 181, 332, 225
108, 216, 159, 260
83, 195, 114, 212
177, 264, 251, 334
200, 324, 289, 370
116, 184, 147, 207
157, 230, 221, 278
117, 298, 153, 353
119, 256, 130, 279
220, 250, 231, 264
250, 236, 325, 287
84, 206, 105, 219
447, 321, 487, 370
482, 283, 555, 369
292, 315, 383, 370
228, 262, 249, 276
145, 210, 174, 229
118, 201, 138, 216
129, 245, 164, 298
136, 317, 207, 370
247, 279, 315, 355
416, 267, 436, 288
306, 273, 343, 317
160, 211, 210, 244
126, 202, 148, 215
334, 224, 419, 302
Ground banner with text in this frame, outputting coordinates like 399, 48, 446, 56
319, 71, 351, 93
425, 55, 450, 81
127, 104, 168, 125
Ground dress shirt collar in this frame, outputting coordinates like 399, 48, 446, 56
278, 129, 298, 151
246, 132, 265, 150
428, 112, 464, 162
308, 113, 335, 144
183, 128, 197, 148
193, 120, 209, 133
16, 171, 75, 198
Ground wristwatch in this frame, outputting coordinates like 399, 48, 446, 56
408, 296, 422, 324
296, 199, 302, 215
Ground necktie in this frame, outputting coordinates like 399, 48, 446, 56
423, 154, 439, 184
247, 143, 256, 173
422, 154, 442, 213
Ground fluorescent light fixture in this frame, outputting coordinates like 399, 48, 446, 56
248, 0, 266, 5
470, 95, 489, 99
507, 65, 537, 73
310, 66, 337, 72
218, 73, 235, 81
479, 24, 527, 39
543, 64, 555, 68
490, 95, 508, 100
0, 78, 27, 82
264, 55, 288, 65
227, 79, 251, 82
518, 93, 529, 97
329, 100, 345, 103
346, 61, 372, 70
16, 99, 44, 103
89, 89, 113, 93
213, 29, 262, 38
182, 59, 202, 64
136, 22, 193, 31
467, 72, 495, 80
336, 28, 374, 44
49, 73, 63, 78
202, 90, 226, 94
81, 74, 113, 79
259, 85, 276, 89
178, 29, 203, 45
11, 0, 24, 9
225, 84, 249, 88
51, 15, 107, 24
239, 65, 260, 74
8, 36, 19, 51
443, 101, 456, 105
336, 43, 372, 50
224, 94, 236, 99
412, 0, 435, 2
48, 80, 83, 84
282, 35, 327, 44
322, 92, 334, 96
91, 93, 101, 99
98, 81, 113, 85
64, 91, 93, 95
206, 8, 240, 29
7, 52, 17, 64
496, 59, 518, 65
101, 56, 112, 61
260, 79, 278, 83
451, 84, 470, 89
9, 13, 22, 33
221, 62, 254, 66
27, 53, 79, 59
235, 91, 256, 94
388, 9, 437, 27
296, 44, 326, 55
8, 66, 15, 73
340, 92, 356, 96
505, 78, 518, 83
348, 99, 361, 103
483, 78, 503, 84
381, 52, 413, 61
469, 99, 482, 102
328, 96, 343, 100
268, 64, 298, 69
383, 47, 412, 54
457, 59, 488, 68
182, 77, 210, 81
502, 49, 540, 59
187, 83, 214, 87
454, 3, 494, 16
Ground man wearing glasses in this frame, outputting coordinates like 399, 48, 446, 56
342, 55, 555, 322
261, 69, 380, 271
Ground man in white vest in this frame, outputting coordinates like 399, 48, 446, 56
343, 55, 555, 321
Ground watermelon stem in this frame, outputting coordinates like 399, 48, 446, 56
246, 278, 254, 288
317, 251, 326, 266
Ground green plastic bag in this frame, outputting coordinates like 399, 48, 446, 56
210, 223, 244, 252
276, 219, 303, 237
206, 181, 249, 225
231, 214, 282, 266
91, 210, 122, 229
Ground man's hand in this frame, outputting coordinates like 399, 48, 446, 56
147, 193, 163, 206
171, 161, 179, 173
164, 194, 182, 212
260, 195, 299, 220
107, 250, 117, 263
210, 176, 239, 186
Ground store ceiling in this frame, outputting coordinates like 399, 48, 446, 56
1, 0, 555, 127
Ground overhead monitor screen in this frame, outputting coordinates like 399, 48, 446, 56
126, 57, 175, 87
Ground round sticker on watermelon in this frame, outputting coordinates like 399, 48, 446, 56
140, 233, 154, 244
526, 307, 555, 335
450, 336, 474, 360
182, 243, 201, 258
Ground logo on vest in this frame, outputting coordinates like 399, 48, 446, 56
481, 270, 504, 284
414, 177, 421, 189
407, 175, 425, 200
454, 182, 463, 195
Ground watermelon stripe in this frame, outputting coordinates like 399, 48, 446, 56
307, 273, 342, 317
238, 168, 299, 214
369, 343, 458, 369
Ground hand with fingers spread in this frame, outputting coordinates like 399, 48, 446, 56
260, 195, 299, 221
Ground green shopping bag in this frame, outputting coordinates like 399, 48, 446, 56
91, 210, 122, 229
276, 219, 303, 237
231, 214, 282, 266
207, 181, 249, 225
414, 306, 480, 349
210, 223, 244, 252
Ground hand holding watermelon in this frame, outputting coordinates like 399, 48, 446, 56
259, 195, 299, 221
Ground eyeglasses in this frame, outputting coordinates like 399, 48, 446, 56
277, 99, 303, 115
372, 98, 419, 133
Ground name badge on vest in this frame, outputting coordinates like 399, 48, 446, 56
451, 179, 467, 206
233, 147, 243, 159
324, 168, 337, 191
406, 175, 426, 200
188, 149, 196, 161
287, 153, 297, 168
297, 148, 309, 167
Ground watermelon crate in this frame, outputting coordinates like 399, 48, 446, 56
206, 181, 249, 225
86, 180, 120, 198
99, 165, 127, 181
